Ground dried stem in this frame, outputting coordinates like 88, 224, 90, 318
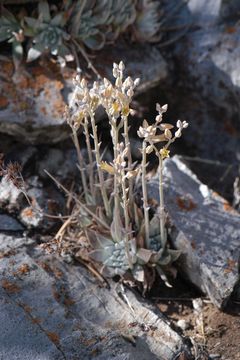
141, 140, 150, 247
120, 164, 132, 269
45, 170, 110, 230
89, 112, 111, 217
83, 116, 95, 199
123, 115, 133, 202
72, 127, 89, 203
158, 154, 166, 248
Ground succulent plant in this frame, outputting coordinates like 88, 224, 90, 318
25, 1, 71, 62
107, 0, 136, 41
134, 0, 163, 42
71, 0, 112, 50
0, 8, 24, 65
88, 230, 136, 276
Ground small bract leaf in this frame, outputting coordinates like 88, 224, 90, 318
100, 161, 115, 174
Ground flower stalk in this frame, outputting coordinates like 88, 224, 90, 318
90, 112, 111, 218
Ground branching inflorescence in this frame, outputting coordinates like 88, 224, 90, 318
64, 61, 189, 290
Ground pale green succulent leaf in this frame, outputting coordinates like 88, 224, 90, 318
51, 13, 65, 27
167, 249, 182, 263
157, 253, 172, 266
137, 248, 153, 264
38, 0, 51, 23
83, 32, 105, 50
89, 248, 113, 262
24, 16, 39, 29
156, 265, 172, 288
27, 43, 45, 62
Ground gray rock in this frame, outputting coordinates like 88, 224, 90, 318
0, 234, 191, 359
148, 156, 240, 309
0, 214, 24, 232
160, 1, 240, 162
0, 43, 167, 145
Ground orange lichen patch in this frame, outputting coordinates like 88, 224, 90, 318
225, 26, 237, 34
2, 61, 14, 75
46, 331, 60, 345
31, 317, 42, 324
17, 264, 30, 275
38, 261, 53, 273
224, 259, 237, 274
19, 302, 33, 313
63, 296, 75, 307
53, 268, 63, 279
223, 201, 236, 213
191, 240, 197, 250
223, 120, 238, 136
0, 249, 16, 259
176, 196, 197, 211
2, 279, 21, 293
80, 336, 97, 347
52, 284, 75, 307
0, 96, 9, 109
21, 207, 34, 218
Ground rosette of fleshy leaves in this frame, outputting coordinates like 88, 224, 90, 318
88, 214, 137, 277
25, 1, 71, 62
0, 8, 24, 66
134, 0, 163, 42
70, 0, 113, 50
107, 0, 136, 42
132, 215, 181, 288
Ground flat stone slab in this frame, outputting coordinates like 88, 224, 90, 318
148, 156, 240, 309
0, 234, 191, 360
0, 214, 24, 232
0, 43, 167, 144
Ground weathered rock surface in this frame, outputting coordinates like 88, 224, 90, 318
148, 156, 240, 309
0, 234, 191, 360
0, 214, 24, 232
160, 0, 240, 162
0, 43, 167, 145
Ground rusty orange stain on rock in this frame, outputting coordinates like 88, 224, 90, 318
0, 249, 16, 259
0, 96, 9, 109
176, 196, 197, 211
46, 331, 60, 345
225, 26, 237, 34
18, 263, 30, 275
21, 207, 34, 218
224, 258, 237, 273
31, 317, 42, 324
2, 279, 21, 293
223, 201, 238, 214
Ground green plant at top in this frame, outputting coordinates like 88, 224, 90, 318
61, 61, 188, 291
0, 0, 171, 69
24, 1, 71, 62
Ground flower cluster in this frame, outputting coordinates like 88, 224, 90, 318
63, 61, 189, 291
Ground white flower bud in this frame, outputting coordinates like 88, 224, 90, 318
115, 77, 122, 87
80, 78, 87, 88
175, 129, 182, 138
134, 78, 140, 87
164, 128, 172, 140
119, 61, 125, 71
176, 120, 182, 128
162, 104, 168, 112
127, 88, 134, 98
155, 114, 162, 123
182, 121, 189, 128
